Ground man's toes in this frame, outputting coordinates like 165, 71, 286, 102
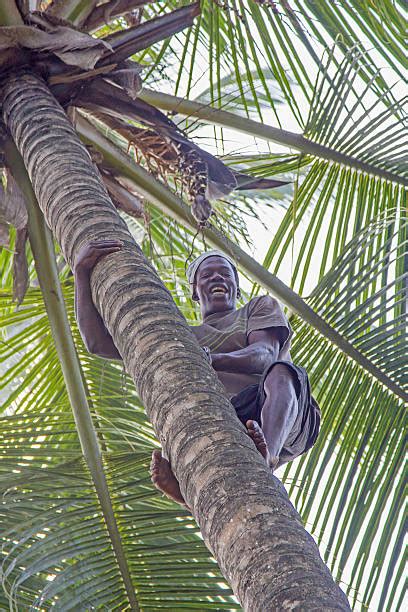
246, 419, 256, 435
246, 419, 269, 461
150, 450, 165, 477
149, 450, 186, 506
252, 429, 264, 441
256, 438, 268, 452
246, 419, 262, 437
151, 449, 162, 463
253, 432, 267, 448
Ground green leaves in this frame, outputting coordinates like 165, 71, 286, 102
0, 278, 238, 610
0, 0, 406, 609
305, 45, 407, 177
280, 212, 406, 609
290, 0, 407, 82
309, 215, 406, 384
261, 43, 406, 304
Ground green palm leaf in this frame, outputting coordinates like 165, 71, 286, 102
257, 43, 406, 298
0, 277, 239, 610
1, 0, 406, 609
281, 212, 406, 607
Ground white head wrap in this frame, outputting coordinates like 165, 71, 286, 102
186, 250, 237, 285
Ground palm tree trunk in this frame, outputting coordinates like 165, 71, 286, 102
2, 72, 350, 611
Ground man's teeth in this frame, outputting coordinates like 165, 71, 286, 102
212, 287, 227, 294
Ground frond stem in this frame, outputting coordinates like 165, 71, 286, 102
3, 138, 140, 611
76, 115, 407, 403
139, 89, 407, 186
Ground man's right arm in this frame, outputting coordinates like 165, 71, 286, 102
74, 241, 122, 360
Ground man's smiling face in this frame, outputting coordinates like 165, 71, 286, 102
194, 256, 239, 318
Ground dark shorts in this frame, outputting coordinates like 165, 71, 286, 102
230, 361, 321, 467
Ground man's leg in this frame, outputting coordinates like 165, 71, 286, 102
151, 364, 299, 504
150, 420, 271, 505
150, 408, 282, 505
247, 363, 299, 468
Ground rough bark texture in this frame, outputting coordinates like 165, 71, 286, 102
2, 72, 350, 611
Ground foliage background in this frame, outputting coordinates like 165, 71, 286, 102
0, 1, 406, 610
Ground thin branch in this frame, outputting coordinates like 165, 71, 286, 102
83, 0, 150, 32
46, 0, 97, 27
138, 89, 407, 186
98, 2, 200, 66
76, 114, 407, 403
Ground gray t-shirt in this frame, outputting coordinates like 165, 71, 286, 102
190, 295, 292, 398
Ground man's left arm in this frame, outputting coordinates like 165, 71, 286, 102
210, 327, 285, 375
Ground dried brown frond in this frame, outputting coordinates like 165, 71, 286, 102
102, 171, 145, 219
92, 112, 209, 206
0, 168, 29, 303
129, 128, 212, 225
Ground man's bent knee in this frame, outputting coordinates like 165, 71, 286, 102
264, 363, 300, 396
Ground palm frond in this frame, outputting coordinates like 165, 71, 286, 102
259, 43, 406, 297
138, 0, 309, 127
279, 212, 406, 609
289, 0, 406, 83
304, 45, 407, 177
0, 422, 237, 609
138, 88, 406, 186
0, 278, 239, 610
308, 215, 407, 385
125, 0, 404, 131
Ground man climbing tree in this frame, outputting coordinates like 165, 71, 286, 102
75, 242, 320, 505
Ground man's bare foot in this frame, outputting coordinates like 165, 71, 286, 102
150, 449, 186, 505
246, 420, 279, 471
